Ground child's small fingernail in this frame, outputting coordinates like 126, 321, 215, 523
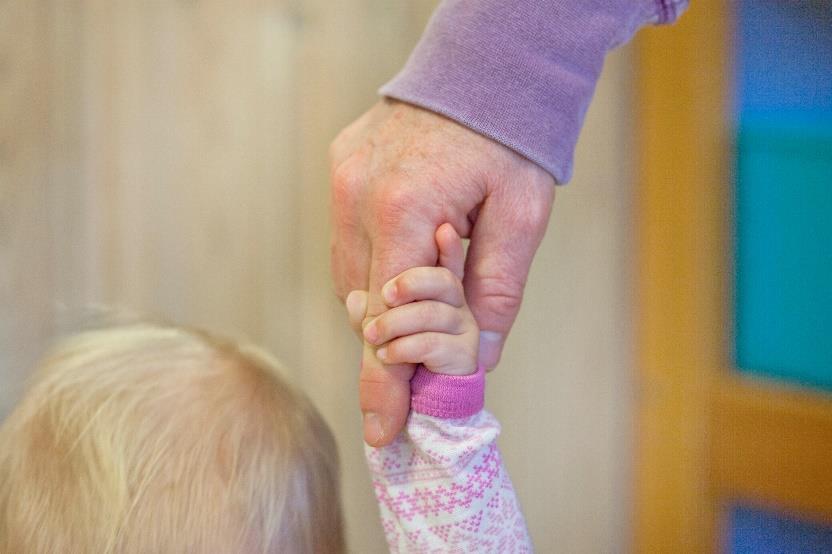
363, 322, 378, 343
382, 282, 397, 304
376, 346, 387, 361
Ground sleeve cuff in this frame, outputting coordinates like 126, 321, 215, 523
380, 0, 689, 184
410, 364, 485, 419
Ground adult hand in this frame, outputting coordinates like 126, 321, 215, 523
330, 99, 555, 446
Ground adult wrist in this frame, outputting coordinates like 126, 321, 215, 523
381, 0, 688, 184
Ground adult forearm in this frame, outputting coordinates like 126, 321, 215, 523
381, 0, 689, 183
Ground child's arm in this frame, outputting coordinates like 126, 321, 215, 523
348, 224, 532, 553
365, 365, 531, 553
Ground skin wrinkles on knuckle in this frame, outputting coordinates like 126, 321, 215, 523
522, 201, 554, 239
497, 197, 547, 238
480, 293, 523, 321
470, 276, 525, 320
370, 191, 421, 234
374, 175, 417, 208
489, 180, 553, 237
368, 173, 447, 231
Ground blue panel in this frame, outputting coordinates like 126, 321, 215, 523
734, 1, 832, 391
729, 505, 832, 554
735, 1, 832, 117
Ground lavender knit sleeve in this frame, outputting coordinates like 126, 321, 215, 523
380, 0, 689, 183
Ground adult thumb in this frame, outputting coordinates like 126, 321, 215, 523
463, 185, 554, 369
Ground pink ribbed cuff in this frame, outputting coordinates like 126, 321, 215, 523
410, 364, 485, 419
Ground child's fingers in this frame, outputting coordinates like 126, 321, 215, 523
363, 300, 466, 346
436, 223, 465, 280
376, 332, 477, 376
345, 290, 369, 338
380, 267, 465, 308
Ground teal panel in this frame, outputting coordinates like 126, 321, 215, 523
735, 114, 832, 390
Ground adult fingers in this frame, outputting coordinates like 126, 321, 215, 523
330, 230, 371, 302
363, 300, 466, 346
464, 183, 555, 369
361, 197, 438, 446
330, 157, 372, 301
359, 348, 415, 446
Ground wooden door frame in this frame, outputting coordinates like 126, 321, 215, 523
633, 1, 832, 552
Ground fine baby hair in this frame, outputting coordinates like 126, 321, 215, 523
0, 323, 343, 553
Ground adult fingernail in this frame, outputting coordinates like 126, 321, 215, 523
382, 281, 397, 304
478, 331, 503, 369
376, 346, 387, 361
363, 413, 386, 445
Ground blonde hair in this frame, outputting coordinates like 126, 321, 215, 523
0, 324, 343, 553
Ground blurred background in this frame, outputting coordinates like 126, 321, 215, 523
1, 1, 830, 553
1, 2, 636, 551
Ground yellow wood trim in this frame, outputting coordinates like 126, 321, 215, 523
711, 376, 832, 522
633, 0, 730, 551
636, 1, 832, 550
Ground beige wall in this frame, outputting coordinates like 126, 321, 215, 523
1, 2, 635, 552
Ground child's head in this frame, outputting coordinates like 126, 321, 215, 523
0, 323, 343, 553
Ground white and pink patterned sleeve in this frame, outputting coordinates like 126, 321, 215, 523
365, 365, 532, 553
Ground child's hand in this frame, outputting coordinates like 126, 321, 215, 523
346, 224, 479, 376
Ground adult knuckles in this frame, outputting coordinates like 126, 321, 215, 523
470, 275, 525, 324
509, 199, 551, 238
480, 293, 523, 323
331, 161, 363, 206
372, 181, 421, 228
